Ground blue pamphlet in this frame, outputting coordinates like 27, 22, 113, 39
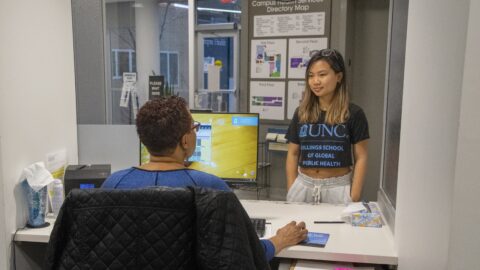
301, 232, 330, 248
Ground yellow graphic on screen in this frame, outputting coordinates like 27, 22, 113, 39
140, 144, 150, 165
189, 113, 258, 180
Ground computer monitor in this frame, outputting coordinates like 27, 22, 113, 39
139, 112, 259, 182
189, 112, 259, 181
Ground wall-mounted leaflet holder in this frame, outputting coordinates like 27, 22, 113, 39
265, 132, 278, 141
276, 133, 287, 143
265, 128, 288, 151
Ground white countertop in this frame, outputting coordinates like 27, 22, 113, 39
13, 200, 397, 265
241, 200, 397, 265
13, 216, 56, 243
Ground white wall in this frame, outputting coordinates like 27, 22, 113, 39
0, 0, 78, 268
447, 0, 480, 268
0, 141, 7, 270
395, 0, 471, 269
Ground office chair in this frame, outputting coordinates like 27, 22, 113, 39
44, 187, 269, 270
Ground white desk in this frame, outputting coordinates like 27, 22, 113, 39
14, 216, 56, 243
242, 200, 397, 265
13, 201, 397, 265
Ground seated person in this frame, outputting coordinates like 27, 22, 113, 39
102, 96, 308, 262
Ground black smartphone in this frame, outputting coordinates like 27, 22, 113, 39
300, 232, 330, 247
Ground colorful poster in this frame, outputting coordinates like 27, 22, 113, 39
250, 39, 287, 79
249, 81, 285, 120
288, 38, 328, 78
287, 81, 306, 119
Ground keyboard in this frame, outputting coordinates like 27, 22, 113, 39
250, 218, 266, 238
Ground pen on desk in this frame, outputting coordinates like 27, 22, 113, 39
314, 221, 345, 224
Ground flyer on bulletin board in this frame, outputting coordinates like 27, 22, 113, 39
288, 38, 328, 78
249, 81, 285, 120
250, 39, 287, 79
287, 81, 305, 119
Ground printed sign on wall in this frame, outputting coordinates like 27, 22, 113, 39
250, 81, 285, 120
288, 38, 328, 78
250, 39, 287, 79
287, 81, 305, 119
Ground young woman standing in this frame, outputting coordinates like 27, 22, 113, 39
286, 49, 369, 204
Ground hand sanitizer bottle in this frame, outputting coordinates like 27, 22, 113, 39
51, 179, 64, 217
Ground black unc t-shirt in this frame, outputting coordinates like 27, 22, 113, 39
286, 103, 369, 168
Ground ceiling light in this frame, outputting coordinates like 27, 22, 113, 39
172, 3, 241, 14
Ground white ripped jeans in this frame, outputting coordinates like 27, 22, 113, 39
286, 169, 352, 205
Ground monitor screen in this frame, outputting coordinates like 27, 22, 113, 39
189, 112, 259, 181
139, 112, 259, 181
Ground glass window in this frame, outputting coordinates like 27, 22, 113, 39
169, 53, 179, 86
202, 37, 233, 90
160, 52, 168, 82
160, 51, 179, 87
103, 0, 189, 124
112, 49, 136, 79
196, 0, 241, 25
158, 1, 188, 96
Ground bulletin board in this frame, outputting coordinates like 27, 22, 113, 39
247, 0, 332, 121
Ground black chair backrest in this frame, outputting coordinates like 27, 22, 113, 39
45, 187, 196, 270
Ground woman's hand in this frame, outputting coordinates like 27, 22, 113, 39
269, 221, 308, 253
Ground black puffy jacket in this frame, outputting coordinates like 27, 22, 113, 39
44, 187, 270, 270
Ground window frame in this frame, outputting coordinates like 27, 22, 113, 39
160, 50, 180, 87
111, 48, 136, 80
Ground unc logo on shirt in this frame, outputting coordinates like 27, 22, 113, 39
299, 124, 348, 139
299, 124, 309, 137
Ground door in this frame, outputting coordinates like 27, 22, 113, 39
196, 30, 239, 112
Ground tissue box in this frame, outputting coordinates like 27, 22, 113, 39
351, 212, 382, 227
351, 203, 382, 228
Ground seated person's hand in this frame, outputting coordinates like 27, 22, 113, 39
269, 221, 308, 254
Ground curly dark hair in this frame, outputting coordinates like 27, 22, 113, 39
136, 96, 191, 156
